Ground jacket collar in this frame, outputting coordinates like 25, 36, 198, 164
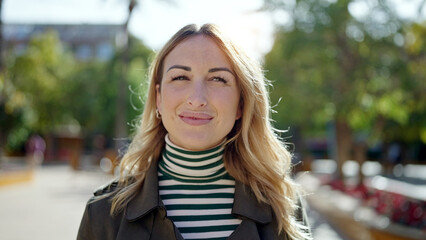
233, 181, 272, 224
125, 160, 272, 224
126, 161, 164, 221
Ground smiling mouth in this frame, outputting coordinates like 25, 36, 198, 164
179, 112, 213, 126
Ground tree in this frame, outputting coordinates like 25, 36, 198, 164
263, 0, 426, 179
114, 0, 137, 151
1, 31, 76, 152
7, 31, 76, 131
65, 34, 153, 140
1, 29, 153, 154
0, 0, 4, 71
0, 0, 7, 151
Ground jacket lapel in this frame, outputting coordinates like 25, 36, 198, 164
122, 161, 184, 240
232, 180, 273, 224
228, 180, 275, 239
126, 161, 164, 221
228, 220, 261, 240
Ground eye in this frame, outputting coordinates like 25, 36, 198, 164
211, 76, 228, 84
172, 75, 189, 81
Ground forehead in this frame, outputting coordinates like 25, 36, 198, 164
163, 35, 233, 70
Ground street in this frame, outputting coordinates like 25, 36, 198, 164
0, 164, 344, 240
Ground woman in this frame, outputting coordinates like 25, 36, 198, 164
77, 23, 311, 240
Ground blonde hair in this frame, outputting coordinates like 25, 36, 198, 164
111, 24, 309, 239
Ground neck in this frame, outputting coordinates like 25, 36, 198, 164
165, 134, 226, 152
158, 134, 227, 182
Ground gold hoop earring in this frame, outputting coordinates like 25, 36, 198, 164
156, 109, 161, 119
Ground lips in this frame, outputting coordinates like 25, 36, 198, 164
179, 112, 213, 126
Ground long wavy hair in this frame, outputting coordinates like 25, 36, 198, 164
111, 23, 309, 239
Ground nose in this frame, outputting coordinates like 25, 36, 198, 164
187, 81, 207, 108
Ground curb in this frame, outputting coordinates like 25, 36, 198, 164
0, 169, 34, 187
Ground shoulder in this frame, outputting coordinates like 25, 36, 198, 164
93, 179, 120, 197
88, 177, 135, 203
78, 179, 127, 240
82, 179, 121, 219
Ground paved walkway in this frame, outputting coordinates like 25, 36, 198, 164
0, 165, 343, 240
0, 165, 114, 240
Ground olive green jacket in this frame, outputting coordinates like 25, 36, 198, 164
77, 162, 310, 240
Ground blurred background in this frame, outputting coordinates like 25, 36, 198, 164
0, 0, 425, 239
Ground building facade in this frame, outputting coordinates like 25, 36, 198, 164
3, 23, 124, 61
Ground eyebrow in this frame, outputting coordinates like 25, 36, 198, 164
209, 67, 235, 76
166, 65, 235, 76
167, 65, 191, 72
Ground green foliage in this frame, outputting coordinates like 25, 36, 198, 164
6, 127, 30, 153
264, 0, 426, 145
1, 30, 153, 153
60, 35, 153, 138
6, 31, 76, 133
1, 31, 76, 151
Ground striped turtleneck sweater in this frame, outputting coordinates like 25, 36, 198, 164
158, 135, 242, 240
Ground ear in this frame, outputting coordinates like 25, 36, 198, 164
156, 84, 162, 113
235, 105, 242, 120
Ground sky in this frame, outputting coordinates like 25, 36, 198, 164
3, 0, 426, 59
3, 0, 274, 59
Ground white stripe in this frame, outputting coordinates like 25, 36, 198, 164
167, 209, 232, 216
159, 188, 235, 195
162, 198, 233, 205
165, 135, 225, 159
183, 231, 234, 239
163, 168, 227, 181
162, 157, 225, 177
175, 219, 242, 228
167, 153, 223, 167
160, 166, 228, 181
158, 179, 235, 186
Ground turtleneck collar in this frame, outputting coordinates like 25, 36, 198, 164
158, 134, 227, 183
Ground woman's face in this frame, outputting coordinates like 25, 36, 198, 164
156, 35, 241, 150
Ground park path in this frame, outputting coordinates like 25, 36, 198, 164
0, 165, 114, 240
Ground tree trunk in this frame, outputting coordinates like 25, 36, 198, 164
354, 141, 367, 185
335, 118, 352, 179
0, 0, 5, 160
114, 32, 128, 151
114, 0, 137, 152
0, 0, 4, 72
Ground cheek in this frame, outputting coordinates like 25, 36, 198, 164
214, 91, 240, 115
160, 88, 182, 112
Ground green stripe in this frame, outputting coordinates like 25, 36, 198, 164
159, 162, 226, 179
165, 150, 224, 163
165, 203, 233, 210
170, 214, 237, 222
167, 142, 223, 155
181, 237, 227, 240
160, 193, 234, 200
178, 224, 239, 233
158, 172, 234, 180
163, 152, 223, 170
158, 183, 234, 191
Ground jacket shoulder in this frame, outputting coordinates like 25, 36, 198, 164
89, 176, 137, 203
78, 179, 126, 240
86, 178, 122, 205
93, 178, 120, 196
